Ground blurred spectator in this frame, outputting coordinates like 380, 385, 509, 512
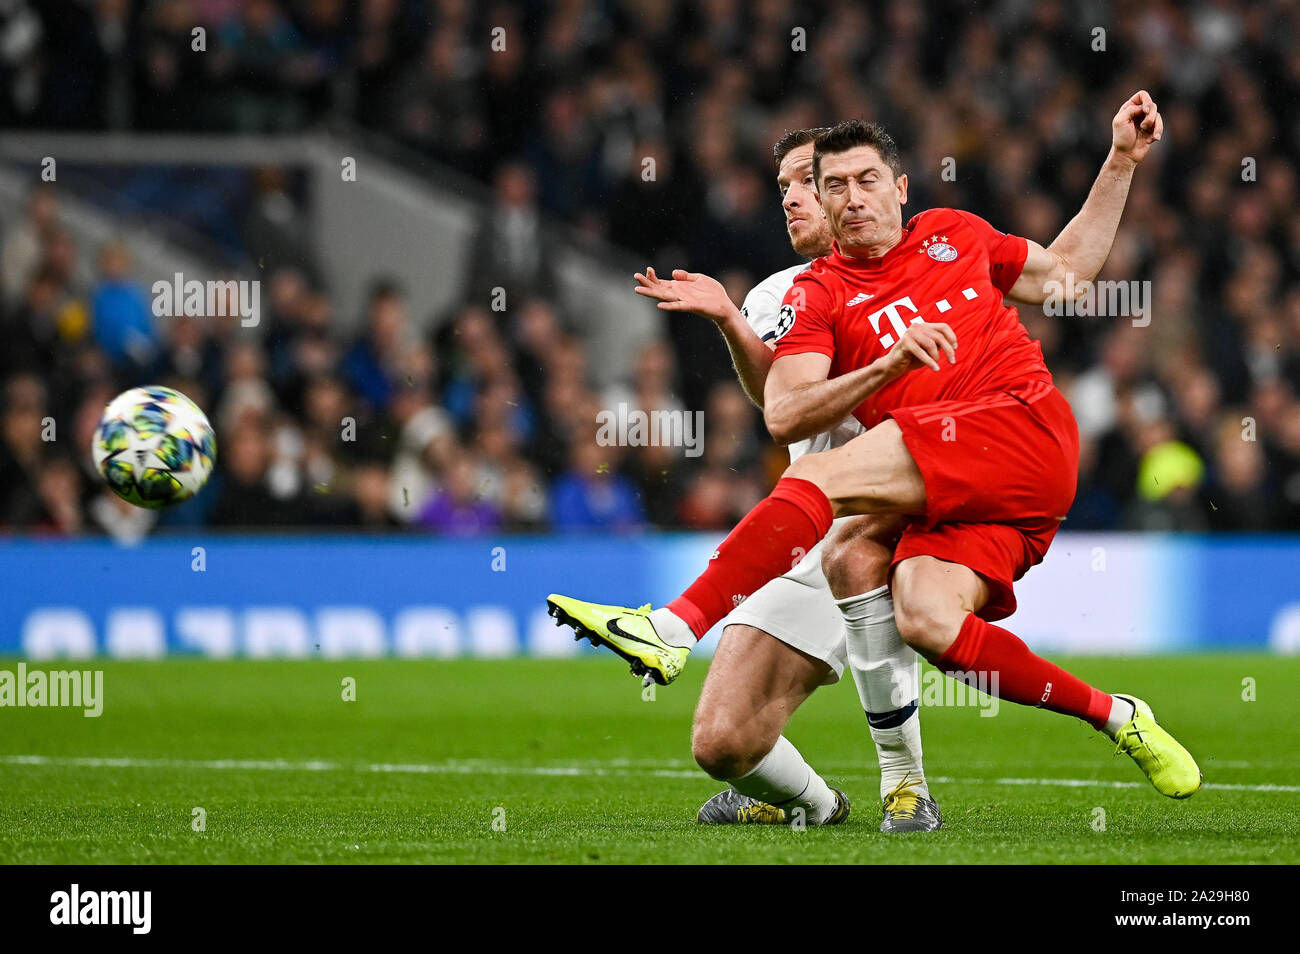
388, 400, 456, 520
344, 457, 403, 529
389, 27, 486, 170
0, 374, 52, 528
90, 485, 157, 544
676, 381, 767, 528
153, 313, 223, 410
2, 185, 57, 306
506, 296, 567, 404
264, 268, 339, 409
341, 278, 410, 412
208, 416, 302, 526
33, 453, 86, 535
606, 137, 696, 262
601, 340, 686, 424
212, 0, 311, 131
135, 0, 210, 131
623, 438, 688, 528
91, 240, 157, 371
241, 167, 318, 280
6, 268, 84, 378
501, 458, 549, 532
550, 438, 644, 532
463, 161, 559, 305
415, 452, 501, 535
523, 87, 601, 221
1206, 415, 1274, 530
1127, 418, 1209, 531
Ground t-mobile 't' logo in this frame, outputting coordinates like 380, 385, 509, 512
866, 296, 922, 348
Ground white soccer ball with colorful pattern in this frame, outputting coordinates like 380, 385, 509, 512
92, 386, 217, 509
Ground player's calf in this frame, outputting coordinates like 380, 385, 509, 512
824, 517, 940, 830
692, 624, 845, 825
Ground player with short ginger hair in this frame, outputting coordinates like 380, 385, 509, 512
551, 91, 1202, 802
629, 128, 938, 830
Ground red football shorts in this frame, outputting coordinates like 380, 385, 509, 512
885, 379, 1079, 620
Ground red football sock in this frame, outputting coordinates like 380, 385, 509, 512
937, 613, 1113, 730
668, 477, 833, 638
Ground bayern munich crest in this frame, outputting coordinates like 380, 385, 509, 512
922, 234, 959, 262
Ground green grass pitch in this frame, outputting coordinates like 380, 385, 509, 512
1, 654, 1296, 864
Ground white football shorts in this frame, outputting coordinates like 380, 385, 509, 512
721, 518, 850, 684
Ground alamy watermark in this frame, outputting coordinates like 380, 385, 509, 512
1043, 274, 1151, 327
893, 667, 1000, 717
595, 403, 704, 457
152, 273, 260, 327
0, 663, 103, 717
50, 884, 150, 934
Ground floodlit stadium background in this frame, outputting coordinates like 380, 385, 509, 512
1, 0, 1298, 658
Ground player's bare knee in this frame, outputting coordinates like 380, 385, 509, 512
691, 715, 769, 780
822, 516, 903, 597
892, 591, 963, 659
822, 536, 890, 597
691, 731, 759, 781
892, 556, 988, 658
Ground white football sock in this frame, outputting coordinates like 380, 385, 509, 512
727, 735, 838, 824
838, 585, 929, 800
647, 607, 695, 648
1103, 695, 1136, 738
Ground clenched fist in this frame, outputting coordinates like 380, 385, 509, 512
1112, 90, 1163, 166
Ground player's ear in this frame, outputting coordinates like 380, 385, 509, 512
895, 173, 908, 205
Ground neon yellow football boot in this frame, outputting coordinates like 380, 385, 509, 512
546, 595, 690, 685
1112, 694, 1202, 799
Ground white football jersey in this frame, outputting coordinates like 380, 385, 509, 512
741, 263, 865, 461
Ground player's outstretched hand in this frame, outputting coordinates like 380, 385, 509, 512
883, 322, 957, 378
1112, 90, 1163, 165
634, 267, 737, 325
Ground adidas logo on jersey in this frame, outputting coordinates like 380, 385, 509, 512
846, 292, 875, 306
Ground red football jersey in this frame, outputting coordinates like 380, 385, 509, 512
774, 207, 1053, 429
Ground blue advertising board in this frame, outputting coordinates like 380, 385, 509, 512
0, 533, 1296, 658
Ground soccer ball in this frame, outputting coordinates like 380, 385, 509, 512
92, 385, 217, 509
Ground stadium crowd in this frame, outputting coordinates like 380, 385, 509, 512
2, 0, 1300, 537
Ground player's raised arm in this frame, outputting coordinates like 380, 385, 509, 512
634, 266, 775, 407
1008, 90, 1163, 305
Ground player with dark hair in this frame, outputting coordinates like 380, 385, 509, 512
551, 91, 1202, 801
627, 127, 938, 830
